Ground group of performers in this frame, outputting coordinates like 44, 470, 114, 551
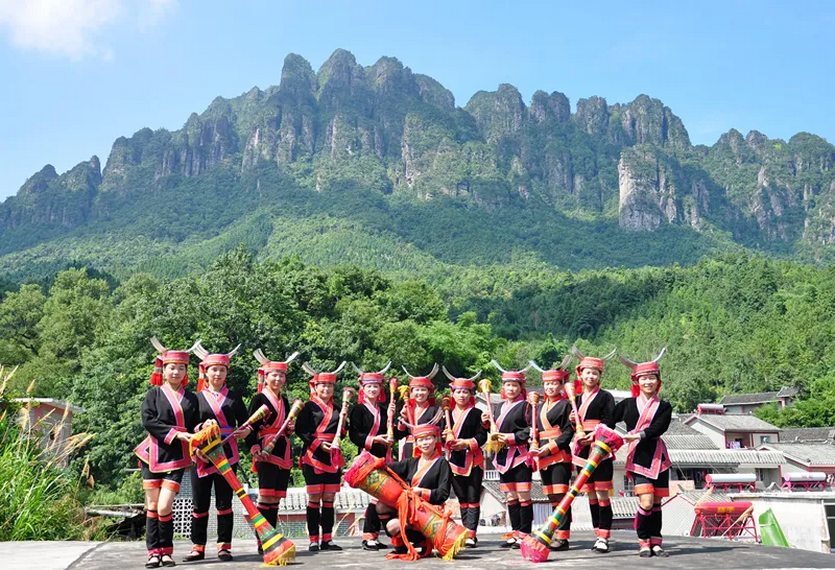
135, 338, 672, 568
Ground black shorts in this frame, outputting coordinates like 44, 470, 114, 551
541, 462, 572, 495
141, 463, 185, 493
577, 457, 613, 492
302, 464, 342, 495
256, 462, 292, 499
451, 467, 483, 505
631, 469, 670, 498
499, 463, 532, 494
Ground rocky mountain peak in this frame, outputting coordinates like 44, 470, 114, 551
529, 90, 570, 124
279, 53, 317, 98
465, 83, 525, 143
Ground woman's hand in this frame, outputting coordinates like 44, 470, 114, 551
481, 412, 489, 425
623, 433, 641, 442
177, 431, 193, 442
450, 440, 469, 451
320, 441, 333, 452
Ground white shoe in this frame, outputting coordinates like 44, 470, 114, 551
592, 537, 609, 553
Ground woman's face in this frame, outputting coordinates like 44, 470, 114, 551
638, 374, 660, 397
164, 362, 187, 386
265, 370, 286, 393
411, 386, 430, 404
580, 367, 601, 388
452, 388, 472, 406
362, 382, 381, 402
543, 379, 564, 398
503, 381, 521, 400
315, 382, 335, 400
416, 433, 437, 455
206, 364, 227, 391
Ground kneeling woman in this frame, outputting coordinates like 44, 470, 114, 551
135, 338, 200, 568
378, 421, 451, 558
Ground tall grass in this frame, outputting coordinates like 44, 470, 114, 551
0, 366, 96, 540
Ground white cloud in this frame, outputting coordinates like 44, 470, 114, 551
0, 0, 177, 60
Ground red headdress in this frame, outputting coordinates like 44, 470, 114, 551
252, 349, 299, 394
149, 336, 199, 387
352, 362, 392, 404
401, 408, 444, 456
490, 360, 532, 400
529, 354, 572, 399
619, 347, 666, 398
570, 344, 617, 394
441, 366, 481, 393
401, 364, 439, 406
192, 341, 240, 392
302, 361, 347, 394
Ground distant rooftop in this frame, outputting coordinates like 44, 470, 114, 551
719, 387, 798, 406
779, 427, 835, 443
760, 442, 835, 467
12, 398, 85, 414
686, 414, 780, 432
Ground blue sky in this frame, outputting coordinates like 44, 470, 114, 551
1, 0, 833, 201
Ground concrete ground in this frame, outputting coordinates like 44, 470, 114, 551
4, 532, 833, 570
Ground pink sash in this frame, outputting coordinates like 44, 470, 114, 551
493, 397, 527, 474
625, 394, 671, 479
196, 386, 238, 477
135, 384, 191, 472
258, 389, 291, 469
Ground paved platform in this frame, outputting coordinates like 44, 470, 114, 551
3, 532, 833, 569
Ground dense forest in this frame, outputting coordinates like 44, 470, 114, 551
2, 248, 835, 494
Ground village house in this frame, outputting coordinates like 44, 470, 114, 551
719, 386, 798, 415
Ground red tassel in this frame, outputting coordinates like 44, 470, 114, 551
631, 383, 640, 398
150, 356, 163, 386
197, 363, 206, 392
183, 373, 188, 387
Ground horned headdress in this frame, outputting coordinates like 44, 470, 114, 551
351, 361, 392, 403
302, 361, 347, 393
149, 336, 201, 386
570, 344, 617, 393
399, 407, 445, 455
253, 349, 299, 393
528, 354, 573, 382
192, 341, 241, 392
441, 366, 482, 392
618, 347, 667, 397
400, 364, 440, 404
490, 360, 533, 399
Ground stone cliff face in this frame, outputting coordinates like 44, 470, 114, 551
4, 48, 835, 258
0, 157, 100, 230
